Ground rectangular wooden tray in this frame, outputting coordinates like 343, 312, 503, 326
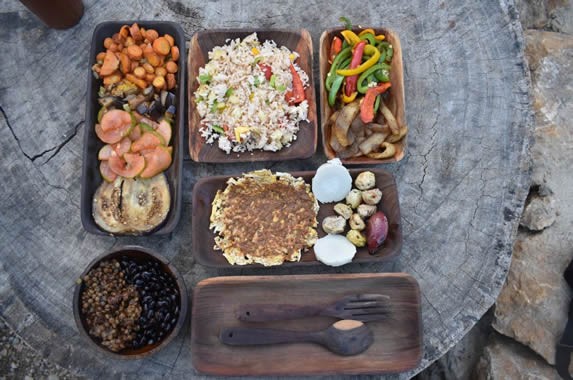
80, 21, 185, 235
319, 27, 406, 165
187, 28, 317, 163
191, 273, 422, 376
191, 168, 402, 268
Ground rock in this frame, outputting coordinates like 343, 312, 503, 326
520, 195, 556, 231
494, 232, 571, 365
549, 3, 573, 35
515, 0, 549, 30
493, 31, 573, 365
475, 334, 559, 379
416, 308, 493, 380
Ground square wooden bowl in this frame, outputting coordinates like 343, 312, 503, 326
319, 27, 406, 164
188, 29, 317, 163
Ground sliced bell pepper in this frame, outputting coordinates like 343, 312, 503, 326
373, 94, 381, 114
358, 28, 375, 37
375, 34, 386, 41
340, 30, 361, 46
329, 36, 342, 62
359, 33, 377, 46
345, 40, 366, 96
360, 82, 392, 123
336, 45, 380, 76
328, 74, 344, 107
342, 90, 358, 103
325, 47, 352, 91
285, 64, 306, 105
258, 63, 273, 80
357, 63, 391, 93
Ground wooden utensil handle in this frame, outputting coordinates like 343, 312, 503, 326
236, 304, 323, 322
220, 327, 319, 346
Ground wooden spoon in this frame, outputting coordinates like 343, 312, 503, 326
219, 319, 373, 356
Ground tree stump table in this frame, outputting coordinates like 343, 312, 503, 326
0, 0, 531, 377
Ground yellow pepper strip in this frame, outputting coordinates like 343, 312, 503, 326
375, 34, 386, 41
358, 28, 375, 37
340, 30, 361, 46
251, 47, 260, 55
336, 45, 380, 76
342, 91, 358, 103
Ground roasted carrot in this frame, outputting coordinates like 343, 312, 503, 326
145, 29, 159, 42
100, 51, 120, 76
152, 37, 171, 56
170, 46, 180, 61
119, 53, 131, 74
127, 45, 142, 60
165, 61, 178, 74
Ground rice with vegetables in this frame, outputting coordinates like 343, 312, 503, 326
195, 33, 309, 154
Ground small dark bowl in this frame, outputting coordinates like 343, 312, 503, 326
80, 21, 185, 235
73, 245, 188, 359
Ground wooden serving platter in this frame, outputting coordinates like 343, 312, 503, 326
319, 27, 406, 165
187, 28, 317, 163
191, 273, 422, 376
191, 168, 402, 268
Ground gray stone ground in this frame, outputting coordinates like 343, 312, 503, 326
1, 1, 571, 379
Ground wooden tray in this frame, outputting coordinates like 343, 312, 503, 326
319, 27, 406, 165
191, 273, 422, 376
191, 168, 402, 268
187, 28, 317, 163
80, 21, 185, 235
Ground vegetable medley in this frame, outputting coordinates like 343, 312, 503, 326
325, 20, 407, 160
91, 23, 179, 181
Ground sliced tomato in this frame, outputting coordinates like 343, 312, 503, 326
99, 160, 117, 182
129, 124, 142, 141
108, 152, 145, 178
131, 132, 164, 152
98, 144, 114, 160
95, 123, 124, 144
100, 109, 132, 132
156, 120, 172, 145
140, 146, 172, 179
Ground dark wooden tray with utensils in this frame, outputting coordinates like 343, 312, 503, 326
191, 273, 422, 376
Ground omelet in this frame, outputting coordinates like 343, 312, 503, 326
210, 170, 319, 266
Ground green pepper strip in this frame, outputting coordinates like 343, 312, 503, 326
359, 33, 377, 46
378, 47, 387, 63
339, 57, 352, 69
357, 63, 389, 93
342, 39, 349, 49
374, 68, 390, 82
386, 45, 394, 62
373, 95, 381, 114
328, 74, 344, 107
325, 47, 352, 91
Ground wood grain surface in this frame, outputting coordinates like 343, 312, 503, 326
191, 274, 421, 376
0, 0, 531, 378
320, 27, 407, 165
188, 28, 318, 162
191, 169, 402, 267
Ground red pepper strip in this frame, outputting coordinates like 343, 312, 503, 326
285, 64, 306, 105
329, 36, 342, 63
345, 40, 366, 97
258, 63, 273, 80
360, 82, 392, 123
